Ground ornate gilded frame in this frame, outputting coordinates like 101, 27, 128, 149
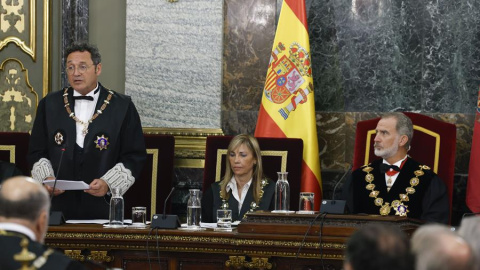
143, 127, 224, 169
0, 0, 36, 60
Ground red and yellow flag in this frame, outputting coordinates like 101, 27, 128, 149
255, 0, 322, 209
467, 87, 480, 213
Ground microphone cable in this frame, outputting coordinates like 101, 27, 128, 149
294, 211, 326, 261
147, 227, 154, 270
318, 212, 328, 270
156, 228, 161, 267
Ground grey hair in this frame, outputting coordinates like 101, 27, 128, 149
381, 112, 413, 149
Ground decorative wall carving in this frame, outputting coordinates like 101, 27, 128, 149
0, 58, 37, 132
0, 0, 36, 60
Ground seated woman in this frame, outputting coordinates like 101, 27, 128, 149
201, 134, 275, 223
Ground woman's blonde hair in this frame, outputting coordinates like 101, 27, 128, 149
219, 134, 264, 203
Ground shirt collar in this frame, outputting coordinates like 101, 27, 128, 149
226, 176, 252, 193
0, 222, 36, 241
383, 155, 408, 167
73, 83, 99, 97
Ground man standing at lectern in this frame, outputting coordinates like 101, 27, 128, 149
345, 112, 449, 223
28, 42, 146, 220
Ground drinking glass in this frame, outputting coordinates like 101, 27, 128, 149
215, 209, 232, 231
298, 192, 314, 214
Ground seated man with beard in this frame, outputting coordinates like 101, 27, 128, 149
344, 112, 449, 224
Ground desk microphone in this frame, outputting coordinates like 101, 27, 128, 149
49, 148, 66, 226
151, 187, 180, 229
320, 164, 352, 214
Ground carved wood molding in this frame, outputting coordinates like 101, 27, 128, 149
143, 127, 224, 168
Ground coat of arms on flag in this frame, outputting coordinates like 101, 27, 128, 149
264, 42, 313, 120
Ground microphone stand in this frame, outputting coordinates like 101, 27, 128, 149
49, 148, 66, 226
151, 187, 180, 229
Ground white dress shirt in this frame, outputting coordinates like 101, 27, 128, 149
383, 155, 408, 187
73, 84, 100, 148
226, 176, 252, 212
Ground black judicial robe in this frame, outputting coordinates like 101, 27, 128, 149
345, 158, 449, 224
201, 179, 275, 223
0, 230, 85, 270
28, 84, 146, 220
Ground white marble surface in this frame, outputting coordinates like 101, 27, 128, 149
125, 0, 223, 128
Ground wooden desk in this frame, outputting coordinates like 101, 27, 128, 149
45, 213, 422, 270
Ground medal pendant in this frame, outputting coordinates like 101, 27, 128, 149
380, 203, 391, 215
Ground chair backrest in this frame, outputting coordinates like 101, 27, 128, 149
203, 136, 303, 211
0, 132, 30, 175
124, 134, 175, 220
353, 112, 456, 220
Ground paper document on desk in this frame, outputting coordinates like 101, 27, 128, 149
43, 180, 90, 190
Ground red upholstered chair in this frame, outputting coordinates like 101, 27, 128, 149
0, 132, 30, 175
124, 134, 175, 220
353, 112, 456, 221
203, 136, 303, 211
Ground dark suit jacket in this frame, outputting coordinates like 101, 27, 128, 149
201, 179, 275, 223
0, 230, 85, 270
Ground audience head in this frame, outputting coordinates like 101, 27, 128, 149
374, 112, 413, 161
411, 224, 475, 270
344, 223, 413, 270
0, 176, 50, 243
220, 134, 264, 202
458, 216, 480, 268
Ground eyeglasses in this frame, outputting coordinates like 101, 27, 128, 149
65, 64, 95, 75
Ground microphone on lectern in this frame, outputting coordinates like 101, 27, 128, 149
49, 148, 66, 226
151, 187, 180, 229
320, 164, 352, 214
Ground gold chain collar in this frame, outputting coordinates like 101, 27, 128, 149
220, 178, 269, 219
63, 87, 114, 136
363, 163, 430, 216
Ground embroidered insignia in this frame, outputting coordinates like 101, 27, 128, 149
95, 135, 110, 151
394, 203, 409, 216
263, 42, 313, 120
54, 132, 64, 145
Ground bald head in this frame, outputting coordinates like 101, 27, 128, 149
412, 224, 475, 270
0, 176, 50, 223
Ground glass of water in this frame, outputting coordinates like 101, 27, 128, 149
131, 206, 147, 227
215, 209, 232, 231
298, 192, 315, 214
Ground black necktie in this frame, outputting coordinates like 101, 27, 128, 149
73, 95, 94, 101
380, 163, 401, 173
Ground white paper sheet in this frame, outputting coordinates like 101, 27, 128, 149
43, 180, 90, 190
